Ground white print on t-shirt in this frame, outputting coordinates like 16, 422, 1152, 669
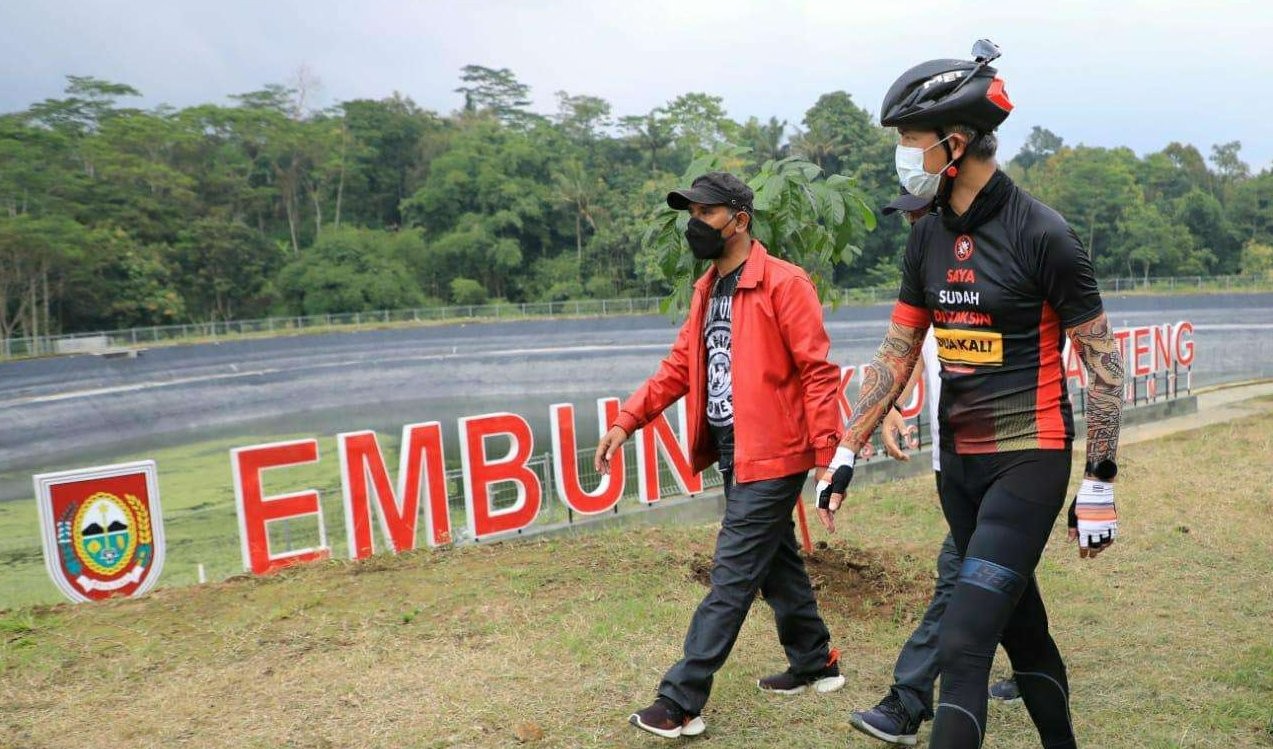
705, 294, 734, 428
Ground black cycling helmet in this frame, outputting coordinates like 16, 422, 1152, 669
880, 39, 1013, 133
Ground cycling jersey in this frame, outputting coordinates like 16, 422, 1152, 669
892, 171, 1103, 454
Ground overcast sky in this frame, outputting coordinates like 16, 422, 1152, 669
2, 0, 1270, 170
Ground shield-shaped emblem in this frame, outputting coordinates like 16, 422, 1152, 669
34, 461, 165, 603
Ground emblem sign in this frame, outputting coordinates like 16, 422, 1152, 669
954, 234, 975, 262
34, 461, 165, 603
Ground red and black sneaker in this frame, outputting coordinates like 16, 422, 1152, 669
757, 647, 846, 695
629, 696, 706, 739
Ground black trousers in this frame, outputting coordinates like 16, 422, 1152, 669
887, 472, 960, 721
929, 449, 1077, 749
658, 470, 832, 714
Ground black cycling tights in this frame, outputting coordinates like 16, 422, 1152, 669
930, 448, 1076, 749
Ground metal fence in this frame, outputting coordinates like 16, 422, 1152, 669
5, 275, 1269, 360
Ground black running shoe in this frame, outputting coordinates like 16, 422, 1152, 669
629, 696, 706, 739
989, 677, 1022, 703
849, 691, 921, 746
757, 647, 846, 695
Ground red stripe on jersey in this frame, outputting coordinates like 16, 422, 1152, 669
1036, 303, 1067, 448
891, 301, 931, 329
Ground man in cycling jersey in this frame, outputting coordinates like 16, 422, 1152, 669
850, 192, 1020, 746
817, 40, 1125, 748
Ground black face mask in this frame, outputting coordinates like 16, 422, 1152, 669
684, 214, 737, 260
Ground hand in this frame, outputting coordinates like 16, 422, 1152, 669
814, 446, 855, 534
880, 407, 910, 462
594, 426, 629, 475
1067, 479, 1117, 559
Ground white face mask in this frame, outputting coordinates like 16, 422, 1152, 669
895, 135, 955, 199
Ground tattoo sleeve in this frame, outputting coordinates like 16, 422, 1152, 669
1069, 313, 1125, 468
842, 322, 927, 452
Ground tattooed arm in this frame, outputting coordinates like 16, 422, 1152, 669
842, 321, 928, 454
814, 318, 928, 532
1069, 312, 1124, 471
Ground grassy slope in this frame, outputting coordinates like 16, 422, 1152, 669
1, 414, 1271, 748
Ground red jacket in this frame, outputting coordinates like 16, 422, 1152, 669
612, 240, 843, 484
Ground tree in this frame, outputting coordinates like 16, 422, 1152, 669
449, 277, 488, 305
790, 121, 847, 173
554, 91, 612, 143
739, 117, 787, 166
553, 160, 602, 269
1022, 146, 1142, 272
399, 118, 565, 289
1011, 126, 1064, 173
619, 109, 675, 173
1162, 142, 1212, 191
454, 65, 535, 127
1210, 141, 1250, 183
663, 93, 733, 156
799, 92, 881, 177
424, 213, 523, 300
643, 148, 875, 313
1240, 240, 1273, 279
24, 76, 142, 136
1227, 170, 1273, 245
173, 218, 283, 321
339, 95, 442, 228
275, 227, 424, 314
0, 214, 86, 341
1173, 188, 1241, 273
1114, 203, 1203, 281
62, 228, 185, 329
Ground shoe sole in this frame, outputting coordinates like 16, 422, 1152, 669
629, 714, 682, 739
848, 713, 918, 746
682, 716, 706, 736
628, 714, 706, 739
757, 675, 846, 695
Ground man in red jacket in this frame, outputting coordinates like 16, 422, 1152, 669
594, 171, 846, 739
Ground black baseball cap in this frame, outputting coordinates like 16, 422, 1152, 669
882, 188, 932, 216
667, 171, 754, 212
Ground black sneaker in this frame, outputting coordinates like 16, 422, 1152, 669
629, 696, 706, 739
849, 691, 921, 746
757, 647, 846, 695
989, 677, 1021, 703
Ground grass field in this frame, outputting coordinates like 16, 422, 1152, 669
1, 411, 1271, 748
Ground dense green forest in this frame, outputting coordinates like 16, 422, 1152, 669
2, 66, 1271, 338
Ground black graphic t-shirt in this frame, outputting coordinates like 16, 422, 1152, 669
705, 262, 744, 470
898, 173, 1103, 454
